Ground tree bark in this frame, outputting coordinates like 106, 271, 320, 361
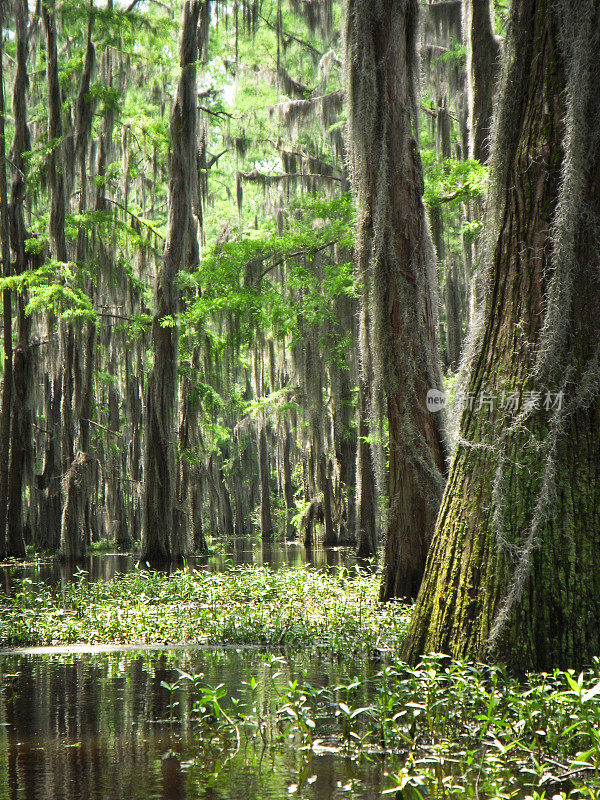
6, 0, 32, 559
59, 15, 96, 561
282, 428, 296, 539
141, 1, 201, 561
403, 0, 600, 672
0, 20, 17, 558
444, 261, 461, 370
344, 0, 448, 599
257, 424, 274, 540
355, 378, 377, 557
355, 268, 379, 558
463, 0, 500, 163
41, 0, 69, 553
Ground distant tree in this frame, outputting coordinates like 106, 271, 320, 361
403, 0, 600, 671
464, 0, 500, 163
0, 0, 17, 557
6, 0, 32, 559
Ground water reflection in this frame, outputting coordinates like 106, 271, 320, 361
0, 648, 387, 800
0, 539, 376, 597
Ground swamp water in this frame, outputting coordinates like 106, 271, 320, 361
0, 546, 388, 799
0, 540, 361, 597
0, 646, 389, 800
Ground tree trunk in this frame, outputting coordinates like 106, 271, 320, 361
257, 425, 274, 540
344, 0, 448, 599
36, 375, 62, 551
282, 428, 296, 539
444, 261, 461, 370
6, 0, 32, 559
318, 449, 336, 547
403, 0, 600, 672
141, 1, 201, 561
355, 276, 378, 558
107, 364, 129, 548
59, 16, 96, 561
42, 0, 67, 267
463, 0, 500, 162
0, 18, 19, 558
41, 0, 69, 554
355, 377, 377, 557
0, 100, 13, 559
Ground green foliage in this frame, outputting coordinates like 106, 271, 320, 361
184, 192, 355, 342
162, 650, 600, 798
422, 153, 489, 208
433, 38, 466, 67
460, 217, 484, 244
0, 260, 96, 321
0, 565, 410, 657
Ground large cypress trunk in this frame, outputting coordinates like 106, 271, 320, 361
403, 0, 600, 672
141, 1, 201, 561
344, 0, 447, 599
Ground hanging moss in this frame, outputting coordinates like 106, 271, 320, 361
403, 0, 600, 672
270, 90, 343, 136
142, 0, 201, 562
288, 0, 333, 37
277, 65, 311, 98
423, 0, 462, 47
344, 0, 448, 600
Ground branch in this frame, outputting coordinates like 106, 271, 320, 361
428, 187, 465, 206
259, 14, 323, 58
260, 139, 343, 178
238, 169, 341, 184
6, 157, 26, 179
83, 418, 123, 438
420, 103, 458, 122
96, 313, 133, 321
199, 105, 239, 120
258, 239, 340, 281
207, 149, 230, 169
104, 198, 165, 241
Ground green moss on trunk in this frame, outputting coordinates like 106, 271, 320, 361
403, 0, 600, 672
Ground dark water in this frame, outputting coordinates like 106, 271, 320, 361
0, 647, 389, 800
0, 539, 366, 596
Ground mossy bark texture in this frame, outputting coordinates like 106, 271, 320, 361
142, 1, 201, 561
344, 0, 447, 599
403, 0, 600, 672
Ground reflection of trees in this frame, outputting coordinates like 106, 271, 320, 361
0, 649, 384, 798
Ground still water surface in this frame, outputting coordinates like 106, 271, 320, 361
0, 646, 389, 800
0, 539, 363, 596
0, 545, 384, 798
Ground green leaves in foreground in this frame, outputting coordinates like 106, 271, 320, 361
160, 654, 600, 800
0, 564, 410, 656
